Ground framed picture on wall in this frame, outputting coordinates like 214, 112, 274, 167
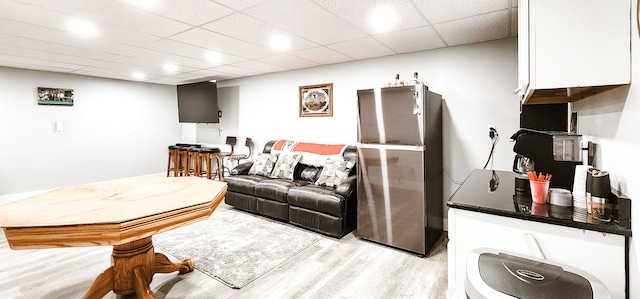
37, 87, 74, 106
299, 83, 333, 117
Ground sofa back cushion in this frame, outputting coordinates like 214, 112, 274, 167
295, 164, 322, 183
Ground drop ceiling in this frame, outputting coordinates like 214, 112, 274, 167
0, 0, 518, 85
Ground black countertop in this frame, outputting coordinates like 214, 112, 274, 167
447, 169, 632, 237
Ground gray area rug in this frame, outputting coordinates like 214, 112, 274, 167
153, 208, 321, 289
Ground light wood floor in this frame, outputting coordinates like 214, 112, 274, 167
0, 203, 448, 299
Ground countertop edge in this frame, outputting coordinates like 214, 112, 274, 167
447, 201, 632, 237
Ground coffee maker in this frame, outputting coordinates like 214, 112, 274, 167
511, 103, 583, 190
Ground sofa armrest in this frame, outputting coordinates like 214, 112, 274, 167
334, 175, 357, 199
231, 162, 253, 175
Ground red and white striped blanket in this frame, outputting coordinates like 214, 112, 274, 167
271, 140, 349, 167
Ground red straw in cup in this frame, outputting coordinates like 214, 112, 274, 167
528, 171, 551, 204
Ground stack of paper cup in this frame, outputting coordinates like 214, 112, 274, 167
572, 165, 592, 209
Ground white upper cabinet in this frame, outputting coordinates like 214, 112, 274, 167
517, 0, 631, 104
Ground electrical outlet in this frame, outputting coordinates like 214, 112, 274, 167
488, 125, 496, 139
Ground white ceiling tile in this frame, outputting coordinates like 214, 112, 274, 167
211, 0, 269, 11
313, 0, 429, 34
243, 0, 367, 44
258, 54, 319, 69
375, 26, 446, 53
232, 60, 289, 73
289, 46, 354, 65
0, 60, 75, 74
17, 0, 191, 37
142, 39, 247, 66
0, 0, 519, 85
413, 0, 509, 24
0, 19, 136, 55
0, 33, 118, 61
105, 54, 199, 74
327, 37, 395, 60
202, 13, 319, 52
170, 28, 277, 59
208, 65, 262, 77
116, 0, 235, 26
121, 49, 206, 71
434, 11, 510, 46
0, 53, 83, 70
0, 44, 99, 66
187, 69, 240, 81
72, 68, 160, 82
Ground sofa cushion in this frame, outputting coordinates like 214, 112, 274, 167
255, 179, 307, 203
225, 175, 268, 195
224, 191, 258, 213
287, 185, 345, 217
248, 153, 279, 177
257, 198, 289, 221
315, 159, 356, 188
270, 154, 302, 180
289, 205, 343, 238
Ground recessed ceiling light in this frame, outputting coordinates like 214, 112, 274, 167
66, 18, 97, 37
163, 63, 178, 72
270, 34, 290, 51
132, 72, 145, 80
206, 51, 224, 63
369, 6, 398, 33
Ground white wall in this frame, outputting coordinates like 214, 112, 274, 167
215, 38, 521, 225
0, 67, 181, 196
571, 2, 640, 295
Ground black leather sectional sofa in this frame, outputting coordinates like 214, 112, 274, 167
223, 140, 357, 238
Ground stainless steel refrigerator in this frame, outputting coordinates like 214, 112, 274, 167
356, 84, 443, 255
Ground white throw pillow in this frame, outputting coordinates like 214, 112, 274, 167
248, 153, 279, 177
315, 159, 355, 188
270, 154, 302, 180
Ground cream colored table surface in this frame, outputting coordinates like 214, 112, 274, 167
0, 176, 227, 249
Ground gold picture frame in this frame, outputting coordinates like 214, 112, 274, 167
299, 83, 333, 117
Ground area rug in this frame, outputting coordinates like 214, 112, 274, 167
153, 208, 321, 289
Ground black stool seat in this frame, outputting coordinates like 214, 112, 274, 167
197, 147, 223, 180
200, 147, 221, 154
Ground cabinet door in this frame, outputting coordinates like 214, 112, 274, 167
519, 0, 631, 103
517, 0, 530, 99
532, 0, 630, 89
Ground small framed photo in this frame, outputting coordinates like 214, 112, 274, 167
299, 83, 333, 117
38, 87, 74, 106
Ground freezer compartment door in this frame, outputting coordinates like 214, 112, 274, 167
357, 85, 425, 145
357, 145, 426, 254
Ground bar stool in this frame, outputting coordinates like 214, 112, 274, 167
167, 145, 178, 177
187, 147, 200, 176
220, 136, 237, 176
228, 138, 253, 168
197, 147, 222, 180
175, 146, 189, 176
